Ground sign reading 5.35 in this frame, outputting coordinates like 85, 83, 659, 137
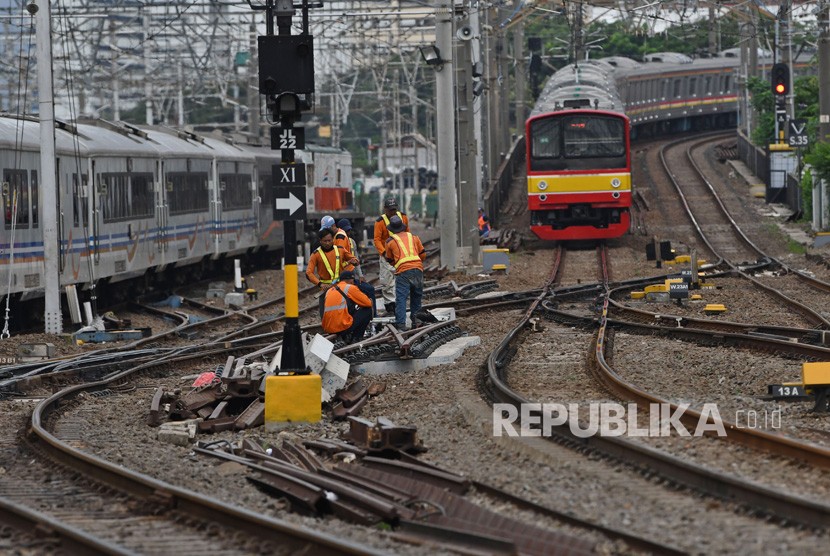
787, 118, 809, 148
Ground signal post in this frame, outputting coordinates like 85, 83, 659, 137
252, 0, 318, 373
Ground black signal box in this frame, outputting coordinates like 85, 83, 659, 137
258, 35, 315, 96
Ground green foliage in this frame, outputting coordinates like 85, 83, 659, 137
747, 76, 775, 146
805, 142, 830, 184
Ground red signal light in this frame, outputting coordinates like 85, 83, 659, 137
771, 63, 789, 97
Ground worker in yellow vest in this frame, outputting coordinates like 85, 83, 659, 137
373, 196, 409, 315
384, 215, 425, 331
306, 228, 355, 317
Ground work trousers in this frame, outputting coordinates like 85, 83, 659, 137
378, 257, 396, 305
341, 306, 373, 343
394, 268, 424, 329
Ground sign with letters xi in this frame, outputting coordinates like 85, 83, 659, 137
273, 163, 307, 221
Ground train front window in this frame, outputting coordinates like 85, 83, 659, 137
562, 117, 624, 158
530, 118, 561, 159
530, 115, 626, 171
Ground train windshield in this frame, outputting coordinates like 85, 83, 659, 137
529, 114, 627, 172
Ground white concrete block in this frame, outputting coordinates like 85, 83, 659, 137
320, 354, 349, 399
224, 292, 245, 306
427, 307, 455, 322
305, 334, 334, 374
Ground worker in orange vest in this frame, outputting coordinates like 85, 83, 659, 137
321, 271, 373, 344
321, 214, 357, 262
478, 207, 490, 238
306, 228, 355, 317
337, 217, 377, 316
384, 215, 425, 331
374, 196, 409, 315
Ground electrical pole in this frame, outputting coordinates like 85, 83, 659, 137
110, 20, 120, 121
456, 29, 478, 265
33, 0, 60, 334
143, 12, 153, 125
436, 0, 457, 270
513, 21, 526, 128
821, 0, 830, 143
248, 23, 260, 141
818, 0, 830, 230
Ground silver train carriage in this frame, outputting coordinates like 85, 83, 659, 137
0, 116, 352, 305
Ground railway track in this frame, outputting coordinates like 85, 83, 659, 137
480, 244, 830, 531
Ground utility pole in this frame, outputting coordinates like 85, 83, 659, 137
436, 0, 457, 270
143, 12, 153, 125
513, 21, 526, 128
818, 0, 830, 230
708, 3, 717, 57
821, 0, 830, 144
456, 27, 478, 265
110, 20, 120, 121
33, 0, 60, 334
248, 23, 260, 141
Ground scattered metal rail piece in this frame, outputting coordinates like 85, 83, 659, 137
344, 417, 425, 454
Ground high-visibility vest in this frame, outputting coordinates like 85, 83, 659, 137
382, 211, 405, 228
389, 232, 421, 269
316, 247, 341, 283
322, 284, 352, 332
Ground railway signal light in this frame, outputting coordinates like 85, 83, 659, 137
771, 63, 790, 98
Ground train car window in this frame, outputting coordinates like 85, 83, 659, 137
3, 169, 29, 229
131, 173, 154, 218
689, 77, 697, 97
722, 74, 731, 92
704, 76, 712, 95
529, 118, 561, 159
562, 117, 625, 158
220, 173, 253, 210
673, 79, 682, 98
72, 174, 88, 228
168, 172, 209, 215
101, 173, 131, 222
662, 79, 669, 100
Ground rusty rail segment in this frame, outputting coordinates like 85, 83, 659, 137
28, 382, 382, 554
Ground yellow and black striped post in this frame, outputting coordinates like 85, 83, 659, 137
277, 108, 305, 373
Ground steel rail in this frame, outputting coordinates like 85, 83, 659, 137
27, 362, 381, 555
485, 248, 830, 530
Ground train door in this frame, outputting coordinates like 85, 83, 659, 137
211, 157, 222, 254
156, 159, 169, 257
91, 160, 101, 264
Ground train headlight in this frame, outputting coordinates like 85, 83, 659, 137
539, 194, 548, 202
611, 178, 621, 188
612, 192, 621, 199
538, 181, 548, 191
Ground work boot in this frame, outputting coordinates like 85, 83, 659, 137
384, 302, 396, 315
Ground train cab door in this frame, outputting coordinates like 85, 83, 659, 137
250, 167, 260, 238
91, 161, 101, 264
156, 160, 169, 256
211, 158, 222, 255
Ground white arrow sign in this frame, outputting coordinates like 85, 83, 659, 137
275, 191, 304, 215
